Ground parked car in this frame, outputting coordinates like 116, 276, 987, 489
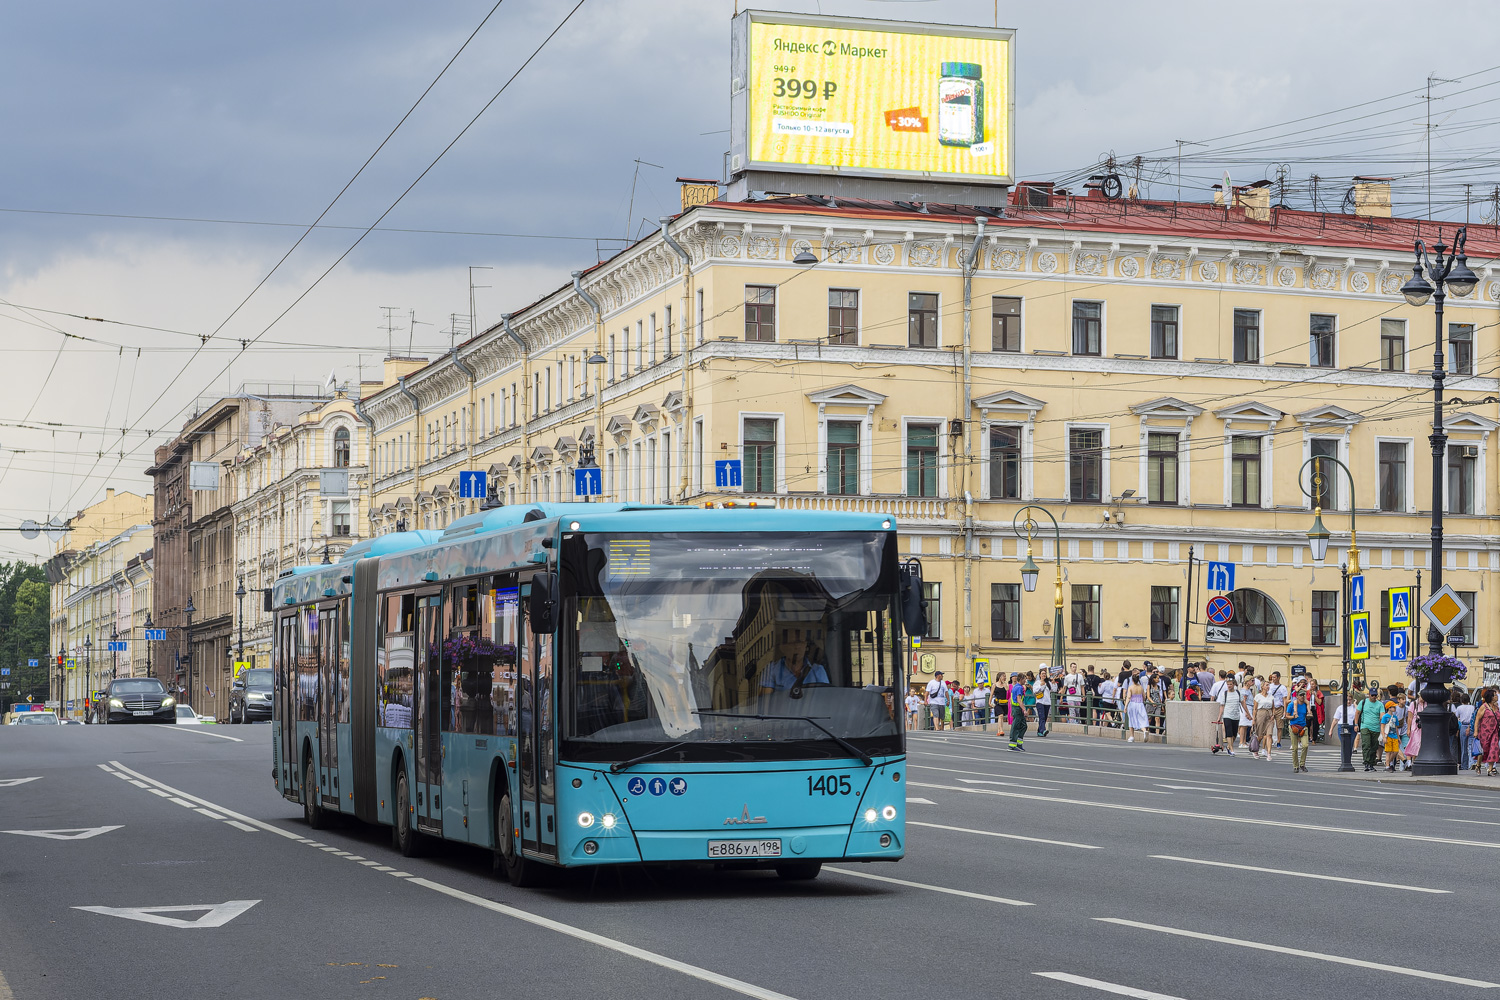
101, 677, 176, 724
14, 712, 60, 725
229, 667, 273, 723
174, 705, 212, 725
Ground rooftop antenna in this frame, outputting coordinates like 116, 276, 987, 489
407, 310, 431, 355
468, 265, 491, 346
624, 158, 663, 243
1310, 174, 1322, 213
1174, 140, 1203, 202
1426, 73, 1459, 219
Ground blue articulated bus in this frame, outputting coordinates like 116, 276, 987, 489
271, 502, 923, 884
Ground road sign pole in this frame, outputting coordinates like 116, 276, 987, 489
1338, 560, 1354, 772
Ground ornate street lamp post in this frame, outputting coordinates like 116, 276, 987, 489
1400, 228, 1476, 776
1013, 506, 1064, 672
1300, 455, 1359, 772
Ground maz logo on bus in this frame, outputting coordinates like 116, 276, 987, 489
807, 774, 852, 796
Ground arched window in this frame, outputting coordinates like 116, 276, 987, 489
333, 427, 350, 468
1228, 589, 1286, 643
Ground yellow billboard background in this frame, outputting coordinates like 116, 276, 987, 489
747, 20, 1010, 180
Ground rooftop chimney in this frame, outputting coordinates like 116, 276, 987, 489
1351, 177, 1392, 218
381, 356, 429, 389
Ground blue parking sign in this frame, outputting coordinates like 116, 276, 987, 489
1390, 629, 1408, 662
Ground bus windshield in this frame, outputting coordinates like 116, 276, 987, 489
561, 531, 902, 762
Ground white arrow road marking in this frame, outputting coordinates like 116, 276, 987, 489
1034, 972, 1186, 999
0, 777, 42, 787
72, 899, 260, 929
2, 825, 122, 841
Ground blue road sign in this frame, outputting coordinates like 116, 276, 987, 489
27, 659, 37, 667
1, 669, 9, 676
1390, 629, 1408, 662
715, 459, 743, 489
458, 470, 487, 499
144, 629, 166, 641
1205, 561, 1236, 592
1350, 612, 1371, 660
574, 467, 602, 497
1389, 587, 1411, 628
1350, 574, 1365, 612
107, 641, 126, 652
1205, 595, 1234, 625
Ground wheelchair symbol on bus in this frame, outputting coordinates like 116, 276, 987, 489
627, 777, 646, 796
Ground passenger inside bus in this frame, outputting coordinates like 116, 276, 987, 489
757, 627, 829, 693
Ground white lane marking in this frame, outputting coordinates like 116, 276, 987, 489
908, 820, 1100, 850
413, 876, 800, 1000
96, 764, 115, 773
823, 866, 1031, 907
73, 899, 260, 929
108, 761, 299, 841
359, 860, 381, 866
0, 965, 13, 1000
160, 726, 242, 743
1150, 855, 1449, 893
194, 808, 225, 820
910, 762, 1173, 797
110, 760, 799, 1000
907, 781, 1500, 850
1094, 917, 1499, 988
225, 820, 257, 833
957, 778, 1060, 792
373, 866, 395, 872
1204, 796, 1391, 817
1, 825, 122, 841
149, 789, 171, 798
1157, 784, 1272, 796
169, 797, 195, 808
1033, 971, 1185, 999
0, 777, 42, 787
344, 854, 365, 861
906, 797, 936, 805
128, 780, 150, 788
1446, 817, 1500, 827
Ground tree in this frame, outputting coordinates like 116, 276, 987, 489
0, 563, 49, 709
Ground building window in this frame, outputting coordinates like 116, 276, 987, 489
1450, 323, 1474, 376
826, 421, 859, 495
1071, 584, 1101, 642
908, 293, 938, 348
1228, 588, 1286, 643
906, 424, 939, 497
1455, 591, 1478, 645
1309, 439, 1339, 509
1380, 318, 1405, 372
828, 289, 859, 345
744, 418, 777, 492
992, 296, 1021, 352
1147, 432, 1178, 505
1233, 309, 1260, 364
1378, 441, 1406, 511
921, 582, 941, 640
1312, 590, 1339, 646
1150, 586, 1179, 642
990, 583, 1020, 641
1069, 428, 1102, 502
1231, 436, 1261, 507
1449, 443, 1477, 514
989, 425, 1021, 499
333, 427, 350, 468
1150, 305, 1179, 359
745, 285, 776, 342
332, 501, 351, 537
1072, 301, 1102, 356
1309, 314, 1336, 367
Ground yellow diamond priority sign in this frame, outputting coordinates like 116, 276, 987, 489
1421, 583, 1471, 637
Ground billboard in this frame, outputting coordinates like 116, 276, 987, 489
731, 11, 1014, 186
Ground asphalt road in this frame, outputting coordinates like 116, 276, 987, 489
1, 722, 1494, 1000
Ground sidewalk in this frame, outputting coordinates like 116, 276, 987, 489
1328, 766, 1500, 792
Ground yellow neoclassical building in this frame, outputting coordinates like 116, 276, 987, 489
360, 183, 1500, 689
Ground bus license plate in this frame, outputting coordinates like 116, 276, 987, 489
707, 839, 781, 858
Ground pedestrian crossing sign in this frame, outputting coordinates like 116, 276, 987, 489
1349, 611, 1370, 661
1388, 587, 1411, 629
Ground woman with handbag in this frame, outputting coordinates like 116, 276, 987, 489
1063, 663, 1084, 721
1475, 688, 1500, 776
1285, 688, 1311, 773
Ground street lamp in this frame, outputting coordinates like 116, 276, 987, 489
1299, 455, 1359, 772
110, 626, 118, 683
235, 578, 246, 670
84, 635, 92, 721
1401, 227, 1473, 775
56, 643, 66, 717
1013, 505, 1064, 672
143, 612, 153, 684
184, 597, 195, 708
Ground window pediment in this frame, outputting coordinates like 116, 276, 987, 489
605, 414, 633, 440
632, 404, 661, 431
1439, 412, 1499, 433
1129, 396, 1204, 419
1294, 404, 1362, 429
1212, 401, 1283, 426
806, 383, 888, 407
972, 389, 1044, 417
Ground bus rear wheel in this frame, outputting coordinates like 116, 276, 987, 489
774, 862, 821, 881
303, 758, 325, 830
496, 791, 548, 887
393, 769, 421, 857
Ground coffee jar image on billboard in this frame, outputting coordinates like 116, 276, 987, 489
938, 62, 984, 147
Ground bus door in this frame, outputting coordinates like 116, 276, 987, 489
413, 592, 444, 834
518, 577, 557, 859
277, 612, 298, 796
318, 603, 340, 808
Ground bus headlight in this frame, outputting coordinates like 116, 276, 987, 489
600, 813, 617, 829
577, 811, 595, 828
863, 808, 878, 824
881, 805, 897, 821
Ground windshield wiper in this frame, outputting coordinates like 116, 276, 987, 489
608, 741, 692, 774
693, 711, 873, 766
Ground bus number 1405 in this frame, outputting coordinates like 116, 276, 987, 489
808, 774, 852, 796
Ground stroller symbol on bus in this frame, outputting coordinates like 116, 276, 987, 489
627, 777, 646, 796
669, 777, 687, 796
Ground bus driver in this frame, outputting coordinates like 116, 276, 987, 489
758, 627, 829, 693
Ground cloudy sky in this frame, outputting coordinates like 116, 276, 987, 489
3, 0, 1499, 559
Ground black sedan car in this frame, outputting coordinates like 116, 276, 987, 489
102, 677, 177, 724
229, 667, 273, 723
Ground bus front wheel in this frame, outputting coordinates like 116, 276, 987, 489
496, 792, 548, 887
393, 769, 421, 857
774, 862, 821, 881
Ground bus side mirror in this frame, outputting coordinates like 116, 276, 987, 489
529, 572, 558, 636
899, 559, 928, 638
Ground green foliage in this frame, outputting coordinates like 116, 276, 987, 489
0, 563, 50, 708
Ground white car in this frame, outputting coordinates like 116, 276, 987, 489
175, 705, 208, 725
